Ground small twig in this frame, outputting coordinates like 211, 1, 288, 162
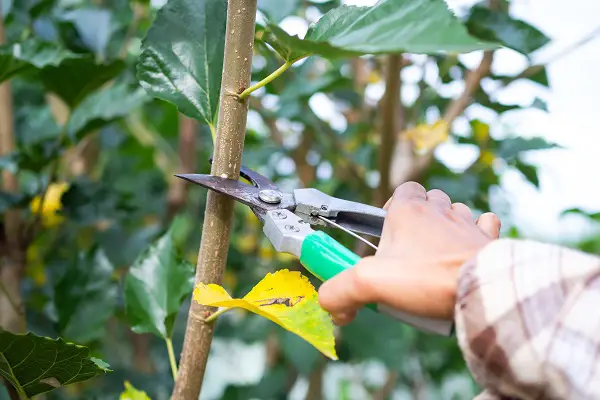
165, 337, 178, 381
238, 57, 306, 99
372, 370, 399, 400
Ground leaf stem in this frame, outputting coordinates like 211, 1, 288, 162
238, 59, 297, 99
165, 337, 178, 381
208, 123, 216, 143
204, 307, 231, 323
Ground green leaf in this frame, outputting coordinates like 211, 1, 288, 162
530, 97, 548, 112
0, 39, 80, 83
66, 82, 148, 140
513, 158, 539, 187
40, 58, 126, 108
124, 224, 195, 339
261, 0, 498, 62
466, 6, 550, 55
562, 208, 600, 222
496, 136, 557, 162
137, 0, 227, 126
60, 8, 113, 58
258, 0, 299, 22
0, 330, 110, 398
54, 249, 117, 344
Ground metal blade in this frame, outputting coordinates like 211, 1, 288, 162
175, 174, 295, 221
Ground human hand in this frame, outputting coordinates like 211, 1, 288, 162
318, 182, 501, 326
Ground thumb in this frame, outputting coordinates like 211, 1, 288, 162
476, 212, 501, 238
318, 256, 382, 316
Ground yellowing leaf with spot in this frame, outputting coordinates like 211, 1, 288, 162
120, 381, 151, 400
29, 182, 69, 227
194, 269, 337, 360
403, 120, 449, 154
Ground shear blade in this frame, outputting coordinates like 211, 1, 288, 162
175, 174, 288, 221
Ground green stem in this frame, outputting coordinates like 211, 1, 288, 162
204, 307, 231, 323
165, 337, 178, 381
238, 59, 300, 99
208, 123, 216, 143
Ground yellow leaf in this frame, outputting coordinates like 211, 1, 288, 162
258, 242, 275, 261
235, 233, 258, 254
403, 120, 450, 154
120, 381, 151, 400
472, 120, 490, 144
29, 182, 70, 227
479, 150, 496, 167
193, 269, 338, 360
276, 252, 296, 263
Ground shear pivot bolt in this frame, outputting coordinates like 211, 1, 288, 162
259, 189, 282, 204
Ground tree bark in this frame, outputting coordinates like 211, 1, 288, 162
0, 4, 25, 335
377, 54, 404, 206
171, 1, 257, 398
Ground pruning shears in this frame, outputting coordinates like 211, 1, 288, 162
176, 165, 454, 336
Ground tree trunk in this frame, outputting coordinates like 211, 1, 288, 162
171, 1, 258, 398
0, 4, 25, 335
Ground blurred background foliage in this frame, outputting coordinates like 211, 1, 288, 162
1, 0, 599, 399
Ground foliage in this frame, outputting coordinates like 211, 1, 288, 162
0, 0, 563, 398
194, 269, 337, 360
0, 330, 110, 399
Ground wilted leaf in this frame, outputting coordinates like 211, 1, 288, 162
137, 0, 227, 126
466, 6, 550, 56
403, 120, 450, 154
120, 381, 151, 400
54, 249, 117, 343
0, 39, 80, 82
261, 0, 498, 62
124, 224, 195, 338
194, 269, 337, 360
66, 82, 148, 140
0, 330, 110, 398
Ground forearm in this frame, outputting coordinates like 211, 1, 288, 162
455, 238, 600, 399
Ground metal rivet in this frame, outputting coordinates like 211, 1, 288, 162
284, 225, 300, 233
272, 211, 287, 219
259, 189, 282, 204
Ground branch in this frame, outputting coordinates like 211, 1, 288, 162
389, 51, 494, 188
304, 357, 326, 400
377, 54, 404, 205
372, 370, 399, 400
171, 1, 258, 398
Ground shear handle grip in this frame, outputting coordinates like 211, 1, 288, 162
299, 231, 454, 336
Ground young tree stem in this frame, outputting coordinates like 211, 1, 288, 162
171, 1, 258, 398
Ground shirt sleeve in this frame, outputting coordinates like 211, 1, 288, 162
454, 238, 600, 400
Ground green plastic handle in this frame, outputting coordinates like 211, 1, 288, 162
299, 231, 360, 281
299, 231, 377, 312
298, 230, 454, 336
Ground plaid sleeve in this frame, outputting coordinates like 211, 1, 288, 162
454, 238, 600, 400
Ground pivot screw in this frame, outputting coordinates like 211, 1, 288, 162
320, 205, 328, 211
259, 189, 282, 204
284, 225, 300, 233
